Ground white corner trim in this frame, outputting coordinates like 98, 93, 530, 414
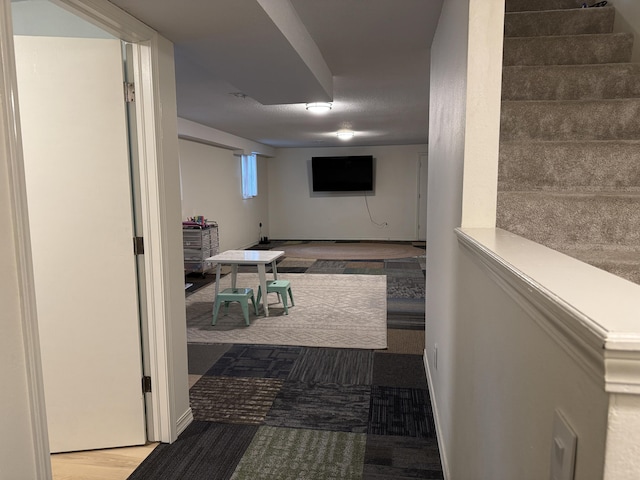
456, 228, 640, 395
176, 407, 193, 437
424, 349, 450, 480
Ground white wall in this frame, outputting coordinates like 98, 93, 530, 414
268, 145, 427, 240
613, 0, 640, 63
425, 0, 470, 471
450, 244, 608, 478
179, 139, 270, 251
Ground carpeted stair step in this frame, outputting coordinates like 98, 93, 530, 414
502, 64, 640, 101
559, 247, 640, 284
499, 141, 640, 191
505, 6, 614, 37
501, 98, 640, 141
496, 191, 640, 248
506, 0, 584, 12
503, 33, 633, 66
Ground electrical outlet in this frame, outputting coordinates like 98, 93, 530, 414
550, 410, 577, 480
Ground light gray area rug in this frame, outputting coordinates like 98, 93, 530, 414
186, 273, 387, 349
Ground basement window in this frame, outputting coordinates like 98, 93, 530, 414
241, 153, 258, 199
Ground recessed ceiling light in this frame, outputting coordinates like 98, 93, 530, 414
336, 129, 354, 140
305, 102, 332, 114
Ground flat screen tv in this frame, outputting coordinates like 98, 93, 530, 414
311, 155, 374, 192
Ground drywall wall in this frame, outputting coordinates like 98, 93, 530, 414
425, 0, 469, 476
179, 138, 270, 251
449, 243, 608, 478
267, 145, 427, 240
613, 0, 640, 63
425, 0, 505, 475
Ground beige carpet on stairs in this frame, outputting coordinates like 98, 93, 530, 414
497, 0, 640, 285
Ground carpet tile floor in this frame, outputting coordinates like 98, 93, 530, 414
129, 241, 441, 479
129, 343, 443, 479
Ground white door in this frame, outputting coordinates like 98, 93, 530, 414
15, 35, 146, 452
417, 153, 428, 240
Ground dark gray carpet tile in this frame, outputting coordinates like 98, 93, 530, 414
287, 347, 374, 385
385, 257, 423, 264
230, 426, 367, 480
190, 376, 284, 424
368, 386, 435, 438
275, 266, 308, 273
384, 260, 422, 270
385, 268, 425, 279
363, 434, 444, 480
185, 273, 216, 296
344, 267, 387, 275
127, 421, 258, 480
372, 353, 427, 389
387, 276, 426, 299
265, 382, 371, 433
386, 313, 426, 331
387, 298, 425, 313
205, 344, 302, 379
309, 260, 350, 268
187, 343, 231, 374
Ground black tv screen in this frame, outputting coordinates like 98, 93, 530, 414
311, 155, 374, 192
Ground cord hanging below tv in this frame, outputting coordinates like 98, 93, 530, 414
311, 155, 374, 192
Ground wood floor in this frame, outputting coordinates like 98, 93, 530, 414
51, 443, 158, 480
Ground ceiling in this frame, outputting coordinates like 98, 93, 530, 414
108, 0, 444, 149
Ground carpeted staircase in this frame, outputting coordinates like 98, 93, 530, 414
497, 0, 640, 284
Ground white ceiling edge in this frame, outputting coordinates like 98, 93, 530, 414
257, 0, 332, 103
177, 118, 276, 157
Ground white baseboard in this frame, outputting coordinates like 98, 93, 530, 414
176, 407, 193, 437
424, 348, 450, 480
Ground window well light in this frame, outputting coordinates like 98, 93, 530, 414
336, 129, 354, 140
305, 102, 332, 113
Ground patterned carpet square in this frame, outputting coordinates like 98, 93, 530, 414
344, 267, 386, 275
306, 260, 348, 274
363, 434, 443, 479
230, 426, 366, 480
205, 344, 301, 379
266, 382, 371, 433
347, 261, 384, 269
287, 347, 374, 385
368, 386, 435, 438
128, 421, 258, 480
387, 276, 426, 299
276, 266, 309, 273
372, 353, 427, 389
190, 376, 284, 424
384, 260, 423, 271
378, 329, 425, 355
277, 258, 317, 268
188, 343, 231, 374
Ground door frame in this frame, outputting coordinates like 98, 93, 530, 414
2, 0, 179, 476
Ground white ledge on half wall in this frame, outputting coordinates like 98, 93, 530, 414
456, 227, 640, 395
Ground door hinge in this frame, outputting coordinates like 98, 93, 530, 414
142, 376, 152, 393
124, 82, 135, 103
133, 236, 144, 255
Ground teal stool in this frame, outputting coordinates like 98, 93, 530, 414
256, 280, 294, 315
212, 288, 258, 326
